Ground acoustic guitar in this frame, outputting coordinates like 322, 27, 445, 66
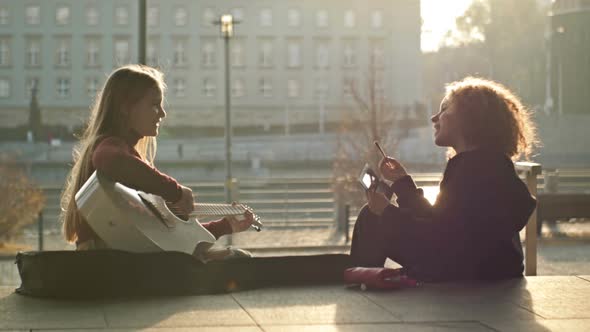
75, 171, 262, 255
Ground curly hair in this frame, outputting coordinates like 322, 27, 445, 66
444, 77, 539, 160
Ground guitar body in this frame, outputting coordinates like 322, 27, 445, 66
75, 171, 216, 255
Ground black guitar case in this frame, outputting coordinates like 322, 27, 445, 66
14, 250, 352, 299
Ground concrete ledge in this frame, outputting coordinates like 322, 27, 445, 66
1, 276, 589, 331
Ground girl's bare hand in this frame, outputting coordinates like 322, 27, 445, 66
379, 157, 408, 182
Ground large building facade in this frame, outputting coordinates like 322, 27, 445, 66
548, 0, 590, 114
0, 0, 422, 137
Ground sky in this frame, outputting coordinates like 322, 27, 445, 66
421, 0, 474, 53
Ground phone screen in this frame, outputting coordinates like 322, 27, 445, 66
361, 172, 374, 190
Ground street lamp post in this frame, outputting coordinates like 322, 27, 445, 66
217, 15, 236, 205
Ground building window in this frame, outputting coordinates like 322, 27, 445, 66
147, 39, 159, 67
175, 7, 187, 26
173, 39, 187, 67
55, 39, 70, 67
202, 8, 215, 27
115, 6, 129, 26
87, 77, 99, 98
86, 38, 100, 67
343, 77, 354, 97
26, 78, 39, 98
114, 39, 130, 64
260, 8, 272, 27
86, 6, 99, 25
343, 40, 356, 67
57, 77, 70, 98
26, 6, 40, 25
203, 78, 216, 97
0, 39, 10, 66
147, 6, 159, 27
316, 42, 329, 69
231, 8, 244, 22
316, 10, 328, 28
344, 10, 355, 28
287, 41, 301, 68
0, 7, 9, 25
287, 79, 300, 98
370, 41, 384, 67
259, 77, 272, 97
287, 9, 301, 27
173, 78, 186, 97
315, 80, 328, 98
231, 40, 244, 67
0, 78, 10, 98
232, 78, 245, 97
56, 6, 70, 25
371, 10, 383, 29
27, 38, 41, 67
259, 39, 273, 67
202, 40, 215, 67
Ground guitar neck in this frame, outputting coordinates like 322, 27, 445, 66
191, 203, 244, 217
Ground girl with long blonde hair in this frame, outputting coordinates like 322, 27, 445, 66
60, 65, 254, 252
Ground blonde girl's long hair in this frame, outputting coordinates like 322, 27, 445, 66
60, 65, 166, 243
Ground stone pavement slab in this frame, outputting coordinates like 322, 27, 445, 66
231, 285, 399, 325
1, 276, 589, 331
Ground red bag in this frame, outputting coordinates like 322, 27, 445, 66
343, 267, 419, 290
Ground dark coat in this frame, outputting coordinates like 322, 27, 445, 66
385, 149, 536, 281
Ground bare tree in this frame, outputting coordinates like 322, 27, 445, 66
333, 64, 404, 210
0, 154, 45, 247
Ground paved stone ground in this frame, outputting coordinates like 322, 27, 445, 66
1, 276, 589, 331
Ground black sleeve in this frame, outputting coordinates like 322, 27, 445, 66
390, 175, 435, 219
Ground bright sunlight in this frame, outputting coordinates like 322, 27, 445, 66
421, 0, 474, 53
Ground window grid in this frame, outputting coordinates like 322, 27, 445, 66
27, 39, 41, 67
0, 78, 10, 98
86, 7, 99, 25
56, 6, 70, 25
57, 77, 70, 98
232, 78, 245, 97
203, 78, 216, 97
287, 41, 301, 68
0, 8, 9, 25
26, 77, 40, 98
115, 6, 129, 26
174, 78, 186, 97
202, 41, 216, 67
316, 10, 328, 28
259, 77, 272, 97
287, 79, 300, 98
56, 39, 69, 67
147, 7, 159, 27
114, 39, 130, 65
86, 39, 100, 67
175, 7, 187, 26
260, 9, 272, 27
259, 40, 273, 68
0, 39, 10, 66
344, 10, 355, 28
173, 39, 187, 67
26, 6, 40, 25
288, 9, 301, 27
87, 77, 99, 98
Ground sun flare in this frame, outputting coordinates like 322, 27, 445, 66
421, 0, 474, 53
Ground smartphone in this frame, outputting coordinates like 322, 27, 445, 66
359, 163, 394, 199
359, 164, 378, 191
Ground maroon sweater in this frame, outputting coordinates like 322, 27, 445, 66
76, 132, 232, 244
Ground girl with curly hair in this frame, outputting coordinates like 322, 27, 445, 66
351, 77, 539, 281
